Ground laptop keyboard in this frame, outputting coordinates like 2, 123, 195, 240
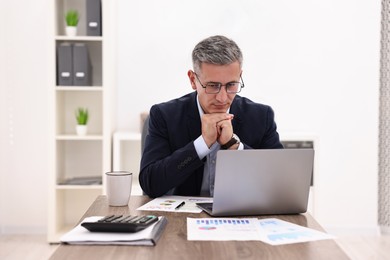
198, 202, 213, 211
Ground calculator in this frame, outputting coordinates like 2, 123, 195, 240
81, 215, 159, 233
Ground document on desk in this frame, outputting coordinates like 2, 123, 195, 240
187, 218, 262, 241
137, 195, 213, 213
256, 218, 335, 245
187, 217, 334, 245
60, 216, 167, 246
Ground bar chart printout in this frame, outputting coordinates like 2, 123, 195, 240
187, 218, 262, 241
187, 218, 335, 245
257, 218, 335, 245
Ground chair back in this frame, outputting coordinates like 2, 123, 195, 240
141, 115, 150, 153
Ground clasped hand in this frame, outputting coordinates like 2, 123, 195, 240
201, 113, 234, 148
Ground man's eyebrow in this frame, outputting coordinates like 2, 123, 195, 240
206, 81, 221, 84
206, 80, 240, 84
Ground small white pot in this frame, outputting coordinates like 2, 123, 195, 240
65, 26, 77, 37
76, 125, 87, 136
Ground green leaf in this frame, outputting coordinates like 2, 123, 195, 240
65, 10, 79, 26
75, 108, 89, 125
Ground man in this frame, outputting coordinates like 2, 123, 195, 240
140, 35, 283, 198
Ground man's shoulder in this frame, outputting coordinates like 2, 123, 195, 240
155, 92, 194, 106
233, 95, 271, 111
151, 92, 196, 115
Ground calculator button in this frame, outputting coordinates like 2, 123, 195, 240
105, 215, 123, 222
138, 216, 152, 223
125, 216, 138, 223
98, 215, 115, 222
129, 216, 142, 223
113, 215, 131, 223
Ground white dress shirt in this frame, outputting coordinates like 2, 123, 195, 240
193, 95, 243, 196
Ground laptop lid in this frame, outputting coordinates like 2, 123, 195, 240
201, 149, 314, 217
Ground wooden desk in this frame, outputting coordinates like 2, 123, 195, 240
50, 196, 349, 260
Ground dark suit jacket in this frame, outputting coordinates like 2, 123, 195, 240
139, 92, 283, 197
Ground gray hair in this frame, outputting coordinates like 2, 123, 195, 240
192, 35, 243, 73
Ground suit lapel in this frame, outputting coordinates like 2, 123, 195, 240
185, 92, 204, 194
187, 92, 202, 140
230, 96, 243, 134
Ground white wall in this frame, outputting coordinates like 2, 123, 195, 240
116, 0, 381, 232
0, 2, 5, 233
0, 1, 50, 233
0, 0, 381, 234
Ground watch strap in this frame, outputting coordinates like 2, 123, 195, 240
221, 135, 239, 150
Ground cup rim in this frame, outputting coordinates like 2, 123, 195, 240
105, 171, 132, 176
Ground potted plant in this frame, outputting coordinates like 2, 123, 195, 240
65, 10, 79, 37
75, 107, 89, 135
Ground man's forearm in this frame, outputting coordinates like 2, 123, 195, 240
139, 142, 204, 197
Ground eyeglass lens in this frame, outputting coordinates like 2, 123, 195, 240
205, 83, 241, 93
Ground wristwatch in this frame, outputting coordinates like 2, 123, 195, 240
220, 134, 240, 150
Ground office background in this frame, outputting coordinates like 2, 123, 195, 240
0, 0, 382, 234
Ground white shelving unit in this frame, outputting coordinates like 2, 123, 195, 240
48, 0, 115, 242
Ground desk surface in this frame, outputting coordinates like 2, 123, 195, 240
50, 195, 349, 260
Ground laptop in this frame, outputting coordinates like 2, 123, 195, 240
196, 149, 314, 216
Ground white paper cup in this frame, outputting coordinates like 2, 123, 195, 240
105, 171, 132, 206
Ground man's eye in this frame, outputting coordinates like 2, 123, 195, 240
206, 84, 220, 89
226, 82, 239, 89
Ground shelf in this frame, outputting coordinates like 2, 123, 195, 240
56, 86, 103, 91
55, 36, 102, 41
56, 135, 103, 140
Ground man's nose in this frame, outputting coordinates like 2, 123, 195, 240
215, 86, 228, 102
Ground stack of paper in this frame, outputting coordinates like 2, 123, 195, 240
60, 216, 167, 246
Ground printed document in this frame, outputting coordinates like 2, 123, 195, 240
137, 195, 213, 213
257, 218, 335, 245
187, 217, 334, 245
187, 218, 262, 241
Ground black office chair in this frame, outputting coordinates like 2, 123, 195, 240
140, 115, 149, 196
141, 115, 150, 154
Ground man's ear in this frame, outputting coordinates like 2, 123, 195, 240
187, 70, 197, 90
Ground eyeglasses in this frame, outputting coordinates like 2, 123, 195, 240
195, 73, 245, 94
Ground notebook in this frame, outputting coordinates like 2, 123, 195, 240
196, 149, 314, 216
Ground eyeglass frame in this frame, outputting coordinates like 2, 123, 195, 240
194, 73, 245, 94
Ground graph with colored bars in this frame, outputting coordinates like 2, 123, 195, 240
196, 219, 250, 230
257, 218, 334, 245
187, 218, 262, 241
